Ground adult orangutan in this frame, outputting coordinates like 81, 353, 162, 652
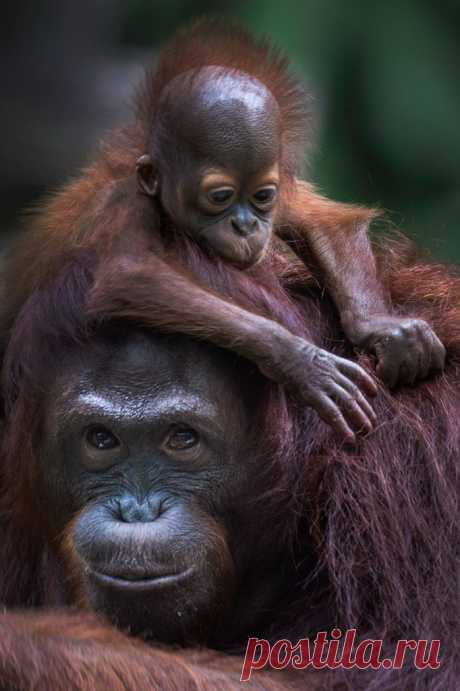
0, 19, 445, 445
0, 229, 458, 690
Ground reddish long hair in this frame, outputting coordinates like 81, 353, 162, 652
1, 233, 460, 688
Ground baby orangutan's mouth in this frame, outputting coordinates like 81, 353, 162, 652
224, 239, 266, 269
197, 224, 268, 268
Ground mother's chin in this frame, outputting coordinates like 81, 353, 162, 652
65, 502, 237, 643
85, 558, 234, 643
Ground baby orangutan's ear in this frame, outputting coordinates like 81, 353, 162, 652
136, 154, 158, 196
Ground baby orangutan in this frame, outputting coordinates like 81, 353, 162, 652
3, 20, 445, 442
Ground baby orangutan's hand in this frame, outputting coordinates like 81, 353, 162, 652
283, 340, 378, 443
352, 316, 446, 389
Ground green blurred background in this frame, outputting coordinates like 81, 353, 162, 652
1, 1, 459, 261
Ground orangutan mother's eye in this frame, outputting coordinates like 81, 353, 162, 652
163, 426, 201, 461
86, 426, 120, 451
165, 427, 200, 451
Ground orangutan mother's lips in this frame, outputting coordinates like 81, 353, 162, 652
90, 566, 194, 592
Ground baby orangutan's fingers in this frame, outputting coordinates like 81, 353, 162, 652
375, 341, 400, 389
315, 394, 356, 443
429, 331, 446, 372
417, 335, 432, 380
335, 357, 378, 398
332, 385, 374, 434
398, 354, 419, 386
333, 372, 377, 425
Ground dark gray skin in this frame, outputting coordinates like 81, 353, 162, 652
39, 330, 289, 644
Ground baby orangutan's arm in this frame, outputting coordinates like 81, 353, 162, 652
277, 181, 445, 387
87, 252, 377, 442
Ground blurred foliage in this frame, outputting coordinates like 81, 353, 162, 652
2, 0, 459, 262
119, 0, 229, 45
116, 0, 460, 262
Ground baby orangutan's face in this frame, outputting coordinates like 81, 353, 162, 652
170, 160, 280, 268
137, 68, 282, 268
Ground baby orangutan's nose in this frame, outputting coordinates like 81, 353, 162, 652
231, 210, 257, 236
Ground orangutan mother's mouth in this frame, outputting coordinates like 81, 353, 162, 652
90, 566, 194, 591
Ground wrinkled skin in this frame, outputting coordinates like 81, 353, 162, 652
38, 329, 290, 644
349, 315, 446, 388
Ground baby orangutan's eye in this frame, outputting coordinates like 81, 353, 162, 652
252, 185, 277, 209
86, 426, 120, 451
207, 187, 235, 206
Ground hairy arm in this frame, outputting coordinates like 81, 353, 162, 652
0, 612, 309, 691
86, 252, 377, 441
277, 181, 386, 331
277, 180, 445, 387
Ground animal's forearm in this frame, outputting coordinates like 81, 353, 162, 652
86, 254, 378, 442
86, 254, 304, 386
304, 223, 390, 340
0, 613, 299, 691
278, 181, 389, 342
